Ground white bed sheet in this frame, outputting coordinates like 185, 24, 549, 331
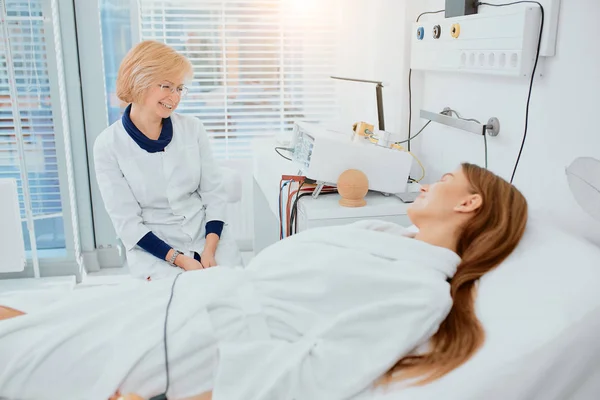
3, 217, 600, 399
370, 216, 600, 400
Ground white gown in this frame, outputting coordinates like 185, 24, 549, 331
0, 221, 459, 400
93, 112, 242, 279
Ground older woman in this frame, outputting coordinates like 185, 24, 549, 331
93, 40, 242, 280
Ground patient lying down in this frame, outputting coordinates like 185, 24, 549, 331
0, 164, 527, 400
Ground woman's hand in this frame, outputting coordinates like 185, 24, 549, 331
176, 254, 204, 271
200, 251, 217, 268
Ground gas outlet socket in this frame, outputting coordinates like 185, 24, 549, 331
451, 23, 461, 38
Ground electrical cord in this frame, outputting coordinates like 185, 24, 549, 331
396, 120, 432, 145
275, 146, 293, 161
446, 108, 481, 124
288, 181, 305, 236
279, 180, 292, 239
416, 9, 445, 22
445, 109, 488, 169
478, 1, 544, 183
408, 9, 445, 153
291, 190, 338, 234
150, 272, 183, 400
407, 150, 426, 182
484, 131, 488, 170
407, 69, 412, 152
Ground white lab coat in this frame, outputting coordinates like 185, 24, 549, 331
93, 113, 242, 279
0, 221, 459, 400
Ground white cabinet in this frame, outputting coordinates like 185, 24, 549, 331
252, 140, 414, 255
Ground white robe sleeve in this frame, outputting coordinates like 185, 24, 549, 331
93, 136, 150, 250
212, 288, 451, 400
194, 119, 227, 223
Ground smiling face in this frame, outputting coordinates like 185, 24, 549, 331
116, 40, 193, 113
141, 79, 187, 119
407, 166, 483, 229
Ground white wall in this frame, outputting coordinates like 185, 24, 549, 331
335, 0, 414, 135
338, 0, 600, 245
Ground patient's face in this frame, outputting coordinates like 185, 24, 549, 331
407, 167, 474, 226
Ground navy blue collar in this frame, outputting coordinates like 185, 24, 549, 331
121, 104, 173, 153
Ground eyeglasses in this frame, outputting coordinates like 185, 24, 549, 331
158, 83, 188, 97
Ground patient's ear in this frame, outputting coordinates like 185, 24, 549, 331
454, 194, 482, 213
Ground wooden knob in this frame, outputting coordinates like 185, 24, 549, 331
337, 169, 369, 207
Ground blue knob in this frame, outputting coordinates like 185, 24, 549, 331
416, 27, 425, 40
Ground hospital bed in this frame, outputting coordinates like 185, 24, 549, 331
2, 215, 599, 400
371, 215, 600, 400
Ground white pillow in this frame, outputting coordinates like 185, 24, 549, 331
374, 216, 600, 400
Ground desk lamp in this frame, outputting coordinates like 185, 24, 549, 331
330, 76, 385, 131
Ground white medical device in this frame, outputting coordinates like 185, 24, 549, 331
290, 121, 413, 196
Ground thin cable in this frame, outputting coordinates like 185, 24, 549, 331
292, 191, 338, 234
289, 181, 305, 236
446, 109, 481, 124
407, 151, 426, 182
275, 146, 293, 161
483, 131, 488, 169
445, 109, 489, 169
408, 9, 445, 152
279, 180, 291, 239
416, 9, 445, 22
407, 68, 412, 152
156, 272, 183, 400
397, 120, 431, 145
478, 1, 544, 183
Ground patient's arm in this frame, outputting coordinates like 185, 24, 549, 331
0, 305, 25, 321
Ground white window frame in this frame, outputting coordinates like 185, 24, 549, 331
0, 0, 93, 280
73, 0, 134, 267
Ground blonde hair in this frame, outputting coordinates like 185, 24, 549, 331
384, 163, 528, 385
116, 40, 193, 104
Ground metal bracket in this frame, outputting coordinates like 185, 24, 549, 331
422, 108, 501, 137
486, 117, 500, 137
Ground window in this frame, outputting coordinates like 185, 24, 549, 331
100, 0, 341, 159
0, 0, 66, 252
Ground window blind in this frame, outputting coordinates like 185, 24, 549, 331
138, 0, 341, 159
0, 0, 65, 250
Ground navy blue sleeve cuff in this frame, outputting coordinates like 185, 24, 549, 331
137, 232, 172, 261
205, 220, 224, 238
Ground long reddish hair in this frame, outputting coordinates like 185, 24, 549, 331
386, 163, 528, 384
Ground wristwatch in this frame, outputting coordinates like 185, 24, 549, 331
168, 250, 183, 266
